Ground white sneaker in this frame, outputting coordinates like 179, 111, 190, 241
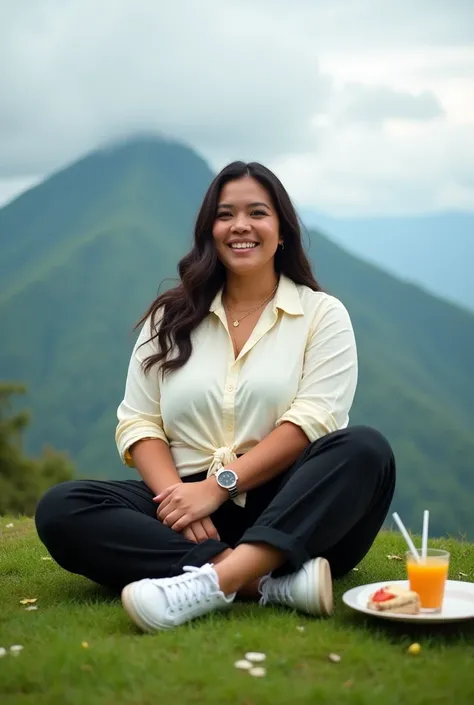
121, 563, 236, 632
259, 557, 333, 617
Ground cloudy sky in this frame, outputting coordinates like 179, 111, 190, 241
1, 0, 473, 215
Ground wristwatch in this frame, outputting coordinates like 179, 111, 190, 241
215, 468, 239, 500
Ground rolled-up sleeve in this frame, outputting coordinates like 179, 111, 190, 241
275, 297, 358, 442
115, 316, 169, 467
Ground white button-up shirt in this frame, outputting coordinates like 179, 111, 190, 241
116, 275, 358, 505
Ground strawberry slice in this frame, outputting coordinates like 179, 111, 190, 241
372, 588, 396, 603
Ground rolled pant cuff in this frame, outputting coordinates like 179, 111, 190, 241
236, 526, 310, 574
170, 538, 230, 577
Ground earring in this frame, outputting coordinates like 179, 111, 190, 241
279, 241, 284, 250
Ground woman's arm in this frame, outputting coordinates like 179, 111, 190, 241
116, 318, 218, 540
206, 421, 309, 495
207, 296, 358, 495
129, 438, 182, 496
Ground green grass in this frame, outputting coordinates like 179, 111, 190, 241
1, 518, 473, 705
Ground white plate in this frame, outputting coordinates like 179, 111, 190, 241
342, 580, 474, 624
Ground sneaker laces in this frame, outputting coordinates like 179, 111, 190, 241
153, 564, 220, 614
259, 573, 295, 607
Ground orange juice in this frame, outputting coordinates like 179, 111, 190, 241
406, 549, 450, 611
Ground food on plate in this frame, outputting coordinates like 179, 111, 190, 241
367, 585, 421, 614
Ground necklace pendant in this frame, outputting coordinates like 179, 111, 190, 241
233, 320, 240, 327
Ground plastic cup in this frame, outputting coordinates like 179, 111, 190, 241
405, 548, 450, 612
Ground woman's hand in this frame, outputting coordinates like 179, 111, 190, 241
154, 478, 227, 533
182, 518, 221, 543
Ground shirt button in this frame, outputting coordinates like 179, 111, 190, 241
227, 425, 233, 431
227, 385, 233, 392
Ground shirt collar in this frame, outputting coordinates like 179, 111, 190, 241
209, 274, 304, 317
273, 274, 304, 316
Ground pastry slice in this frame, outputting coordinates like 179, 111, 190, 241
367, 585, 421, 615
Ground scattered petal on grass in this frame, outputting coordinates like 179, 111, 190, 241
41, 556, 53, 561
81, 641, 89, 649
0, 647, 7, 658
25, 605, 38, 611
407, 643, 421, 655
296, 626, 305, 632
249, 667, 266, 677
234, 659, 252, 670
328, 653, 341, 663
387, 554, 403, 561
352, 567, 359, 572
10, 645, 24, 655
20, 598, 37, 605
5, 523, 14, 528
459, 571, 468, 578
245, 652, 266, 663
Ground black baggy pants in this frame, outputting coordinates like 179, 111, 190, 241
35, 426, 396, 590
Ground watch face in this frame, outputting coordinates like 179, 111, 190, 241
218, 470, 236, 488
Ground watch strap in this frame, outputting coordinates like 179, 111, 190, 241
228, 485, 239, 499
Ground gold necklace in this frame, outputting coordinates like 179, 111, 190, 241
224, 283, 279, 328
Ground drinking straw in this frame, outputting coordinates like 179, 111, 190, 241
392, 512, 420, 563
422, 509, 429, 560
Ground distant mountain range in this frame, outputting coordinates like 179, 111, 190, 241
1, 136, 473, 538
300, 210, 474, 311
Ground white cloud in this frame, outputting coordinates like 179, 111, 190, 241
0, 0, 331, 177
0, 0, 473, 214
335, 85, 445, 125
277, 120, 474, 215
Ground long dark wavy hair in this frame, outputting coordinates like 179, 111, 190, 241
137, 161, 322, 375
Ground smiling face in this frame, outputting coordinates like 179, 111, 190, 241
212, 176, 282, 278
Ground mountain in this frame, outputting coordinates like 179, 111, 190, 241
1, 136, 473, 539
300, 210, 474, 311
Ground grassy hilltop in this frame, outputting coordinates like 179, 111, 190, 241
1, 517, 473, 705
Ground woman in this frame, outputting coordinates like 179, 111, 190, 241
35, 162, 396, 632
